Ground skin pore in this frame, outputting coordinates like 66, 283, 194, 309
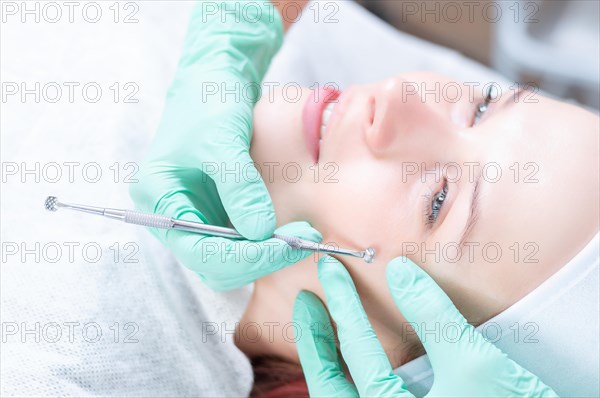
236, 72, 600, 369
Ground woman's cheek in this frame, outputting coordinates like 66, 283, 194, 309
312, 160, 406, 259
251, 91, 316, 224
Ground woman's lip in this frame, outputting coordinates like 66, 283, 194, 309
302, 87, 341, 163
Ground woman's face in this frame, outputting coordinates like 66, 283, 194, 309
250, 72, 599, 325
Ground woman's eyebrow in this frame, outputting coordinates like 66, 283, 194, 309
458, 173, 482, 248
499, 87, 526, 111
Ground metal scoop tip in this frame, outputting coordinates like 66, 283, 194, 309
363, 247, 376, 263
45, 196, 59, 212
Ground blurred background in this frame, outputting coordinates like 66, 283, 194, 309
358, 0, 600, 110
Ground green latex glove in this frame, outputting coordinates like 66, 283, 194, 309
293, 256, 559, 397
130, 1, 321, 291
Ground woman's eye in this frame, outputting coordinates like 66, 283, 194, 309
473, 102, 489, 124
473, 86, 494, 125
428, 182, 448, 224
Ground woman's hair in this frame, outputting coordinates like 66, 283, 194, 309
250, 355, 309, 398
250, 343, 427, 397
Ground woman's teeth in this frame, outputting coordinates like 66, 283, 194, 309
320, 102, 335, 140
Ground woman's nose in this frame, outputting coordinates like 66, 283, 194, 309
364, 78, 450, 159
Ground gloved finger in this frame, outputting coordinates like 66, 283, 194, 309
386, 258, 476, 364
167, 220, 322, 291
131, 171, 230, 239
131, 166, 321, 290
128, 164, 202, 216
130, 160, 234, 223
293, 291, 358, 398
318, 256, 414, 398
204, 124, 277, 242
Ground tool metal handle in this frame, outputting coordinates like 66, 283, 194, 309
124, 210, 174, 229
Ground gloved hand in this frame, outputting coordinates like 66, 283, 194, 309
130, 1, 321, 291
293, 256, 559, 397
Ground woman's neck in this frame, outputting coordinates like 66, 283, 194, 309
235, 256, 425, 369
